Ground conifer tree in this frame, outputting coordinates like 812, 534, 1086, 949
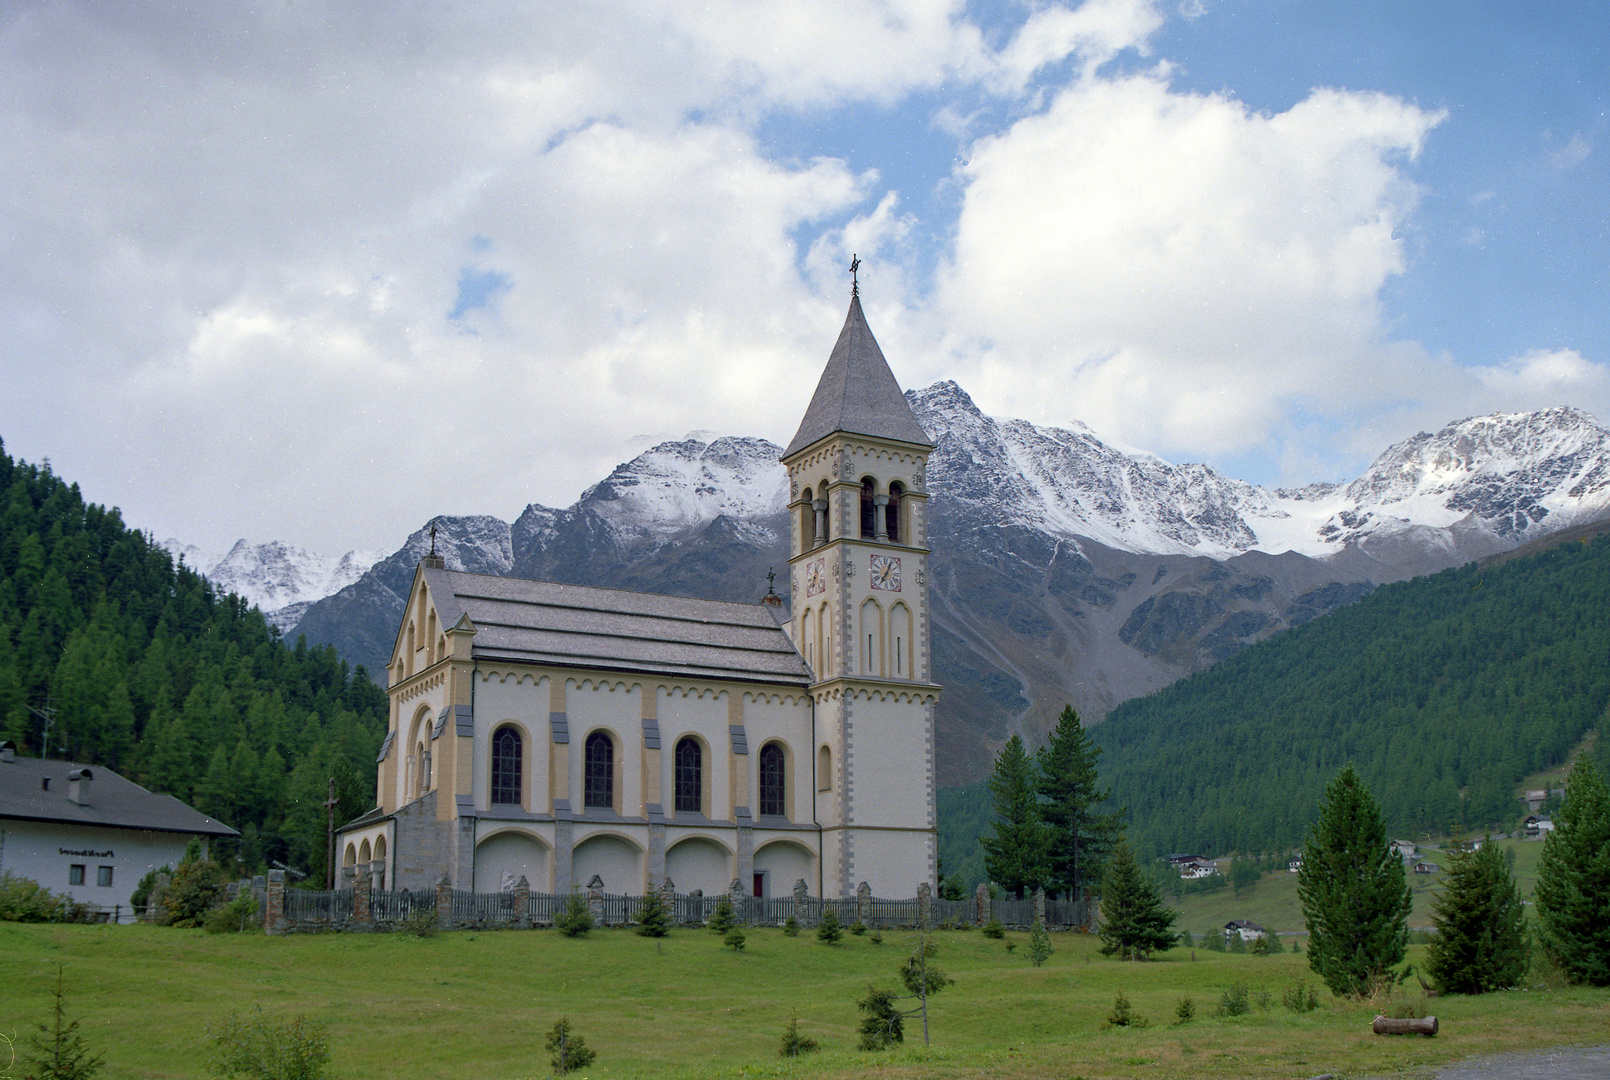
1298, 766, 1412, 996
1534, 757, 1610, 985
707, 894, 736, 933
980, 735, 1047, 896
816, 902, 843, 944
635, 888, 671, 938
1426, 837, 1529, 993
1097, 837, 1177, 959
1037, 705, 1119, 899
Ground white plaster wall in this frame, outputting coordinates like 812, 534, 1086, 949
568, 681, 642, 815
665, 836, 732, 895
472, 830, 551, 892
849, 828, 933, 898
571, 832, 643, 894
474, 672, 549, 812
742, 696, 813, 823
846, 694, 930, 829
657, 688, 729, 820
753, 839, 814, 898
0, 821, 199, 921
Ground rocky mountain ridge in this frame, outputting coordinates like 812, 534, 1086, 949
162, 538, 385, 631
204, 387, 1610, 784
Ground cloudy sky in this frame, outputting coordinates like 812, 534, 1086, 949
1, 1, 1604, 555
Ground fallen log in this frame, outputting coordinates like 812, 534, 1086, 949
1372, 1015, 1438, 1036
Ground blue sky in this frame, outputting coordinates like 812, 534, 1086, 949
0, 1, 1603, 552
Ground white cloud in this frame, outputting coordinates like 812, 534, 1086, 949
935, 73, 1446, 457
1548, 132, 1591, 170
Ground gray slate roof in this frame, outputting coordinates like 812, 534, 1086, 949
783, 295, 933, 458
0, 757, 238, 836
430, 570, 813, 686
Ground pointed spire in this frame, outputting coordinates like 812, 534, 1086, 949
783, 292, 933, 458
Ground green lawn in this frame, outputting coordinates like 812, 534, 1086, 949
2, 921, 1605, 1080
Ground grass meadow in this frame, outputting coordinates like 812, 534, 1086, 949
2, 920, 1606, 1080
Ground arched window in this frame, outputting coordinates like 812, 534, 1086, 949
818, 478, 831, 538
759, 743, 786, 817
817, 745, 832, 792
674, 737, 702, 814
491, 726, 522, 805
584, 731, 614, 810
800, 608, 813, 670
887, 482, 904, 544
800, 487, 815, 548
860, 477, 877, 538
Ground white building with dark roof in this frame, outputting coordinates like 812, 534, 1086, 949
340, 292, 940, 900
0, 743, 237, 920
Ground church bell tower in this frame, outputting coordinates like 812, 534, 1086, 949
781, 271, 939, 898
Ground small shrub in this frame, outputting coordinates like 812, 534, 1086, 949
398, 906, 439, 938
203, 890, 261, 935
1174, 996, 1195, 1024
25, 966, 104, 1080
129, 866, 171, 914
635, 890, 671, 938
981, 918, 1005, 939
543, 1017, 596, 1076
1179, 930, 1197, 949
1251, 931, 1282, 955
1004, 939, 1017, 952
209, 1009, 330, 1080
1290, 937, 1302, 955
1201, 928, 1226, 952
870, 927, 884, 945
1282, 980, 1320, 1012
778, 1016, 818, 1057
817, 905, 843, 945
723, 928, 747, 952
0, 873, 93, 924
1216, 984, 1250, 1017
782, 914, 800, 937
1104, 990, 1145, 1028
163, 840, 226, 928
848, 920, 868, 936
708, 895, 736, 934
556, 892, 593, 937
1227, 932, 1246, 954
1028, 919, 1054, 967
1255, 989, 1273, 1011
856, 985, 902, 1049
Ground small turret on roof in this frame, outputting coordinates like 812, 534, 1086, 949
783, 291, 933, 458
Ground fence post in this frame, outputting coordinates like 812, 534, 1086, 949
856, 881, 872, 927
728, 878, 747, 925
514, 876, 531, 929
436, 873, 454, 931
265, 869, 286, 935
918, 881, 932, 929
588, 884, 604, 925
974, 882, 991, 927
1033, 887, 1046, 927
354, 867, 372, 927
251, 875, 266, 924
792, 878, 810, 926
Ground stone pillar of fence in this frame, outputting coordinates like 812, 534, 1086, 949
728, 878, 746, 925
792, 878, 811, 926
588, 885, 604, 924
974, 882, 991, 927
354, 867, 372, 926
265, 869, 286, 935
513, 876, 531, 929
341, 865, 355, 887
917, 881, 932, 928
435, 873, 454, 931
856, 881, 872, 927
1033, 887, 1046, 927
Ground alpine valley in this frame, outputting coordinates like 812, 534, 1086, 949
242, 384, 1610, 785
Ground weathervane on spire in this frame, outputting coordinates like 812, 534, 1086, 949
849, 254, 860, 297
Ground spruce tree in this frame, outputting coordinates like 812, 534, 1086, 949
980, 735, 1047, 896
635, 889, 671, 938
1425, 837, 1529, 993
707, 894, 736, 933
1037, 705, 1119, 900
1097, 837, 1177, 959
1534, 757, 1610, 985
1298, 766, 1412, 997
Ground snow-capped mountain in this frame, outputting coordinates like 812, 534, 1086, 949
163, 538, 385, 632
276, 385, 1610, 783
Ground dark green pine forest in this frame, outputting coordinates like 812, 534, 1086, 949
0, 440, 385, 884
943, 534, 1610, 884
1100, 533, 1610, 861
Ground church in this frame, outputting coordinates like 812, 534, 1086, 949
337, 288, 940, 900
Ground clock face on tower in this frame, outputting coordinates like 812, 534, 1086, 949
805, 558, 825, 597
870, 554, 901, 591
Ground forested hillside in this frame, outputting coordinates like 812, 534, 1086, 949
0, 441, 386, 883
1096, 535, 1610, 860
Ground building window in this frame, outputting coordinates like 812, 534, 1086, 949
97, 866, 114, 888
69, 865, 85, 886
860, 477, 877, 538
674, 737, 702, 814
887, 482, 904, 544
759, 744, 786, 817
584, 732, 614, 809
491, 726, 522, 805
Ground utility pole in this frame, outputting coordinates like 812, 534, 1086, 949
26, 697, 56, 759
323, 778, 339, 890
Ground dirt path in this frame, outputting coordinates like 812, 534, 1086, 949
1371, 1045, 1610, 1080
